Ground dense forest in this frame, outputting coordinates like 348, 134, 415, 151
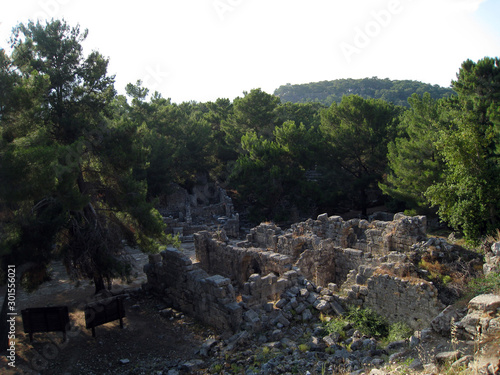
1, 20, 499, 290
274, 78, 456, 107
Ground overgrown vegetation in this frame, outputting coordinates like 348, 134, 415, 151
467, 272, 500, 296
323, 306, 413, 344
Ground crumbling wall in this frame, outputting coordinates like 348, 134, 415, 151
194, 231, 292, 287
143, 248, 242, 332
159, 182, 239, 240
144, 213, 441, 333
246, 213, 426, 256
361, 275, 445, 330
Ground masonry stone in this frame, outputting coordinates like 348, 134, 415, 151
144, 213, 450, 334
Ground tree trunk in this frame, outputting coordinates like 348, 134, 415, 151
93, 275, 106, 294
360, 188, 368, 218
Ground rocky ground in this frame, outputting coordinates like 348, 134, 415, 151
1, 244, 498, 375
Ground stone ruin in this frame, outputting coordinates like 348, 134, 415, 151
144, 212, 450, 333
157, 182, 239, 241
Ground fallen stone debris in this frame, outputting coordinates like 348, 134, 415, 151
139, 212, 499, 374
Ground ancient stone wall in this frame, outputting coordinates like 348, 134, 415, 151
159, 182, 239, 241
143, 248, 242, 332
361, 275, 444, 330
144, 213, 443, 333
246, 213, 426, 256
194, 231, 293, 287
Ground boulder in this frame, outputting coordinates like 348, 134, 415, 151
435, 351, 461, 366
431, 304, 466, 337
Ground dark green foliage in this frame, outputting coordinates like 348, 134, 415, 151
0, 20, 165, 292
274, 77, 455, 107
230, 121, 322, 221
387, 321, 413, 342
425, 58, 500, 240
345, 306, 389, 338
382, 57, 500, 241
380, 93, 446, 212
323, 307, 390, 339
320, 95, 401, 216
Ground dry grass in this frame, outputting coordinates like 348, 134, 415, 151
372, 265, 426, 285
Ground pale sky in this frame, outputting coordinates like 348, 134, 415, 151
1, 0, 499, 103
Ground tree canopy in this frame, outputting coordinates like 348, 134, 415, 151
0, 20, 166, 292
382, 57, 500, 241
274, 77, 456, 107
1, 19, 499, 289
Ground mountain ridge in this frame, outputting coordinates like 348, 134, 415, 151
273, 77, 456, 107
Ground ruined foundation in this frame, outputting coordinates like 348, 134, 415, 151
144, 213, 445, 332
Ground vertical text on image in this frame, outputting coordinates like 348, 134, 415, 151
6, 265, 17, 367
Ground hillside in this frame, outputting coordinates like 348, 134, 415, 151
273, 77, 456, 107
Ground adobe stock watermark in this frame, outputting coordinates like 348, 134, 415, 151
212, 0, 244, 21
32, 0, 72, 22
6, 265, 17, 368
339, 0, 412, 63
141, 64, 170, 94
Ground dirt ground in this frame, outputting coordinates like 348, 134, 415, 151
1, 245, 211, 375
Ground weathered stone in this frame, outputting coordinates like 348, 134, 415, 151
330, 300, 345, 316
492, 242, 500, 256
388, 351, 405, 363
431, 304, 466, 337
300, 288, 310, 298
302, 309, 313, 321
350, 339, 364, 351
306, 292, 319, 305
313, 299, 329, 311
244, 309, 260, 324
435, 351, 461, 366
199, 339, 218, 357
317, 213, 329, 222
468, 294, 500, 312
409, 358, 423, 371
409, 335, 419, 348
323, 333, 340, 346
180, 359, 205, 372
387, 340, 408, 350
295, 303, 307, 314
451, 355, 473, 369
371, 358, 385, 367
273, 313, 290, 327
328, 283, 339, 292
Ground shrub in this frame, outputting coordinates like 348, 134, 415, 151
298, 344, 310, 352
323, 316, 348, 340
346, 307, 389, 338
387, 321, 413, 342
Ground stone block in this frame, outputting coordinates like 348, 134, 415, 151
492, 242, 500, 256
468, 294, 500, 312
302, 309, 313, 321
313, 299, 329, 311
435, 351, 461, 366
205, 275, 231, 287
317, 213, 329, 222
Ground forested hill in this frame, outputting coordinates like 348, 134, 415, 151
273, 77, 456, 107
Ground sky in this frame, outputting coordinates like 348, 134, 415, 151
0, 0, 499, 103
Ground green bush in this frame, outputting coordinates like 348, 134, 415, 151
323, 316, 348, 339
387, 321, 413, 342
346, 307, 389, 338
